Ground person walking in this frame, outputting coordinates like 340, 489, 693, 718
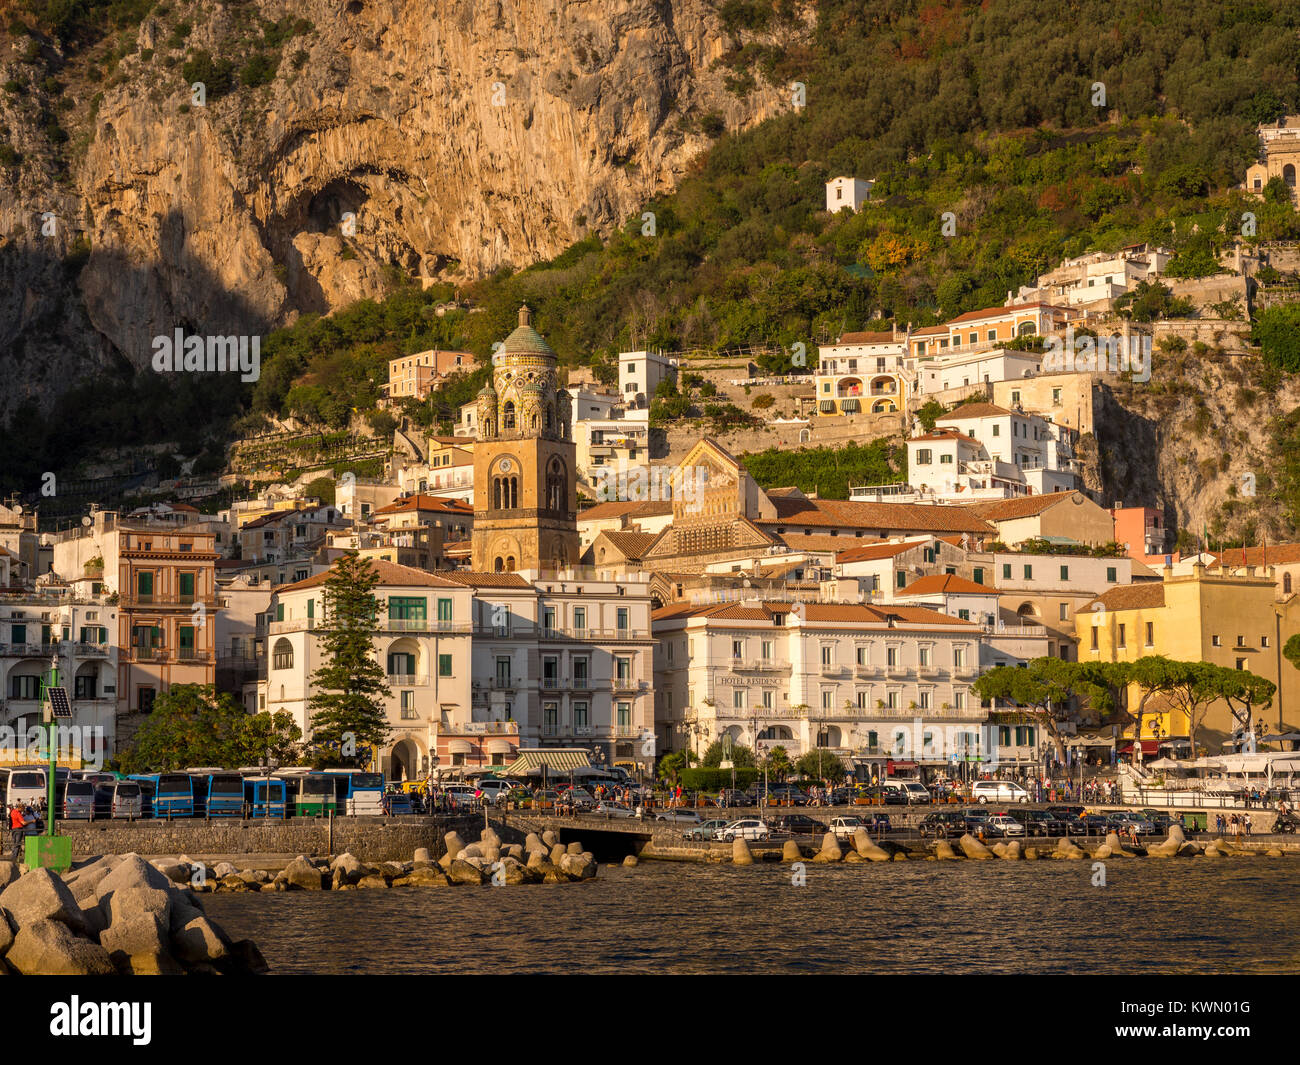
1244, 813, 1252, 838
8, 804, 25, 863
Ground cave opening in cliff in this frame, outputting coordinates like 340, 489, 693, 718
306, 178, 369, 234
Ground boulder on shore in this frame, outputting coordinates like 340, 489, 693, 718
6, 920, 114, 976
732, 839, 754, 866
782, 839, 804, 862
958, 834, 994, 860
813, 832, 843, 862
852, 828, 890, 862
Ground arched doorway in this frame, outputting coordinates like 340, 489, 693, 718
390, 738, 420, 782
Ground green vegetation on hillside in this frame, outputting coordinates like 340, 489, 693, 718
742, 440, 903, 500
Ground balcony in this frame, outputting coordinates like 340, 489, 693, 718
0, 643, 50, 658
884, 661, 909, 677
731, 658, 791, 673
616, 724, 643, 739
918, 664, 941, 678
74, 643, 110, 657
387, 674, 430, 687
853, 664, 881, 678
820, 663, 851, 677
612, 679, 648, 694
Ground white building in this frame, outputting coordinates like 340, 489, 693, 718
259, 560, 475, 781
825, 177, 873, 213
904, 403, 1079, 501
913, 347, 1043, 398
619, 351, 678, 410
447, 569, 657, 774
0, 588, 119, 765
1008, 245, 1172, 310
653, 598, 989, 775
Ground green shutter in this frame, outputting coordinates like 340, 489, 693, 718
138, 572, 153, 596
439, 654, 452, 677
179, 626, 195, 650
307, 598, 314, 619
437, 598, 452, 622
276, 603, 285, 622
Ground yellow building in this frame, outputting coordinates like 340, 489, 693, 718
1078, 562, 1300, 755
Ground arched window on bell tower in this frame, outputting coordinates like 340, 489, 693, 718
493, 478, 502, 510
546, 457, 566, 513
503, 402, 515, 431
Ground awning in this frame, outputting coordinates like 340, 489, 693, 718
486, 738, 514, 755
839, 398, 860, 412
502, 748, 592, 776
1118, 740, 1161, 755
819, 400, 837, 412
447, 739, 474, 755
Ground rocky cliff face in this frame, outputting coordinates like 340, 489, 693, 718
0, 0, 789, 418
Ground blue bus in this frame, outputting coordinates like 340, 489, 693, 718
244, 777, 287, 819
321, 770, 385, 815
187, 769, 244, 817
128, 773, 194, 818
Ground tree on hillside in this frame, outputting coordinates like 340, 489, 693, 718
306, 554, 391, 763
117, 685, 249, 772
972, 658, 1089, 762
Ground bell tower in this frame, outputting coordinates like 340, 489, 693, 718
471, 305, 579, 572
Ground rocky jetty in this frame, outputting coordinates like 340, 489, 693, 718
0, 855, 266, 976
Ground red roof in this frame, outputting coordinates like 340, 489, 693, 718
900, 574, 997, 595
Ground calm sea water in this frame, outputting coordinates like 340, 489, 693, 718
204, 860, 1300, 975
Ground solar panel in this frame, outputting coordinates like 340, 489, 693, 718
46, 687, 72, 720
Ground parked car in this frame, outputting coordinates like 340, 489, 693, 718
829, 788, 854, 806
683, 818, 731, 841
1020, 810, 1065, 837
985, 814, 1026, 838
919, 811, 968, 838
92, 781, 142, 820
1139, 808, 1174, 833
962, 807, 991, 833
58, 780, 96, 820
1052, 812, 1089, 836
971, 780, 1031, 804
718, 819, 770, 842
531, 789, 561, 810
655, 808, 701, 825
441, 785, 478, 808
776, 813, 825, 835
883, 780, 931, 805
558, 787, 596, 810
384, 792, 414, 815
1108, 812, 1156, 836
829, 815, 865, 842
594, 801, 637, 819
856, 785, 907, 806
475, 779, 515, 805
714, 788, 752, 807
863, 813, 892, 833
1080, 814, 1112, 836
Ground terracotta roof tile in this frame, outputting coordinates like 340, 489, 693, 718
762, 497, 992, 534
373, 494, 473, 517
834, 540, 929, 563
961, 491, 1088, 521
1081, 584, 1166, 613
946, 303, 1066, 324
438, 571, 533, 588
1211, 544, 1300, 567
599, 531, 660, 560
279, 558, 466, 593
900, 574, 997, 595
835, 331, 901, 345
577, 499, 674, 522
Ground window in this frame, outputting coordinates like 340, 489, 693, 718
1236, 658, 1247, 671
919, 646, 930, 667
762, 690, 774, 709
542, 656, 559, 689
543, 702, 558, 734
10, 675, 40, 700
916, 449, 932, 465
855, 645, 868, 665
400, 691, 417, 719
733, 639, 744, 660
1262, 635, 1270, 648
821, 645, 833, 666
762, 640, 773, 660
919, 690, 931, 709
734, 689, 746, 709
886, 646, 899, 667
1212, 635, 1221, 647
992, 424, 1000, 437
573, 657, 589, 689
886, 691, 899, 710
178, 626, 195, 656
178, 572, 195, 602
617, 703, 631, 728
574, 702, 588, 729
138, 687, 156, 714
137, 572, 153, 600
1052, 387, 1062, 406
954, 646, 966, 668
1059, 565, 1069, 580
1090, 627, 1099, 650
617, 607, 629, 632
822, 690, 833, 709
495, 656, 511, 687
958, 609, 970, 621
953, 691, 965, 710
1236, 635, 1246, 647
1117, 624, 1126, 648
74, 674, 97, 700
437, 598, 453, 623
439, 654, 452, 677
973, 567, 984, 585
573, 607, 586, 632
615, 656, 632, 681
542, 607, 556, 633
1023, 565, 1033, 579
1002, 564, 1012, 580
387, 651, 415, 676
896, 572, 906, 589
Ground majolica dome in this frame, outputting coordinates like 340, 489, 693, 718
477, 382, 497, 397
500, 305, 555, 359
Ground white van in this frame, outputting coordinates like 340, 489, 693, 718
882, 780, 931, 805
6, 768, 47, 809
972, 779, 1031, 804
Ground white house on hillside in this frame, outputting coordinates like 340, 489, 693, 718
825, 177, 873, 213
